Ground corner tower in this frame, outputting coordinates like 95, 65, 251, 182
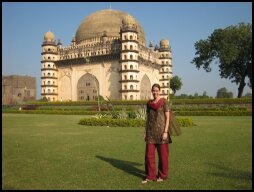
119, 15, 140, 100
41, 31, 58, 101
159, 39, 172, 99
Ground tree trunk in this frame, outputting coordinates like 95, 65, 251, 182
237, 64, 251, 98
237, 79, 246, 98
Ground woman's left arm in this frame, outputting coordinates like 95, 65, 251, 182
162, 111, 170, 140
164, 111, 170, 133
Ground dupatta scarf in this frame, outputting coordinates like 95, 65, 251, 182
147, 98, 181, 136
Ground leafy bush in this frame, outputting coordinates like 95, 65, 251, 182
78, 117, 195, 127
177, 118, 196, 127
78, 118, 145, 127
22, 105, 38, 110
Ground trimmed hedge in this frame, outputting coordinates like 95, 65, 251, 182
2, 110, 107, 115
2, 109, 251, 116
175, 111, 252, 116
78, 117, 196, 127
23, 98, 252, 106
78, 118, 145, 127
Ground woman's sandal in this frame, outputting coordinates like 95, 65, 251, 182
141, 178, 153, 184
156, 177, 164, 182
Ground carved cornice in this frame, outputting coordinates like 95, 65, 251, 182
41, 76, 58, 79
138, 57, 161, 70
41, 68, 58, 71
119, 69, 139, 73
119, 80, 139, 83
41, 85, 58, 87
55, 53, 120, 66
41, 93, 58, 96
119, 89, 139, 93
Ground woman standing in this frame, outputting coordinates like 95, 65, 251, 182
142, 83, 172, 184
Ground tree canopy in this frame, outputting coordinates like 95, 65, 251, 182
170, 75, 183, 95
216, 87, 233, 98
191, 23, 252, 98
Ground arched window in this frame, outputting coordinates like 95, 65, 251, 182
130, 35, 133, 40
130, 75, 133, 80
48, 81, 50, 85
130, 85, 133, 90
124, 45, 127, 50
124, 55, 127, 60
48, 64, 50, 68
130, 65, 133, 70
48, 89, 50, 93
130, 45, 133, 50
124, 95, 127, 100
130, 95, 133, 100
124, 75, 127, 80
124, 65, 127, 70
47, 73, 50, 76
124, 85, 127, 90
130, 55, 133, 60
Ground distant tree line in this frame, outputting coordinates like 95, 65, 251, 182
172, 87, 252, 99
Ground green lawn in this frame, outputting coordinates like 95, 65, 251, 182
2, 114, 252, 190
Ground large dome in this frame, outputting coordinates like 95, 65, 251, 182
75, 9, 146, 45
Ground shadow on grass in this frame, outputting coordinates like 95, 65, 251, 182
96, 155, 145, 179
206, 162, 252, 181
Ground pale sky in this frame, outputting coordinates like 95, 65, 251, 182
2, 2, 252, 99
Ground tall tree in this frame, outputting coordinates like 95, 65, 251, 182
191, 23, 252, 98
170, 75, 183, 95
216, 87, 233, 98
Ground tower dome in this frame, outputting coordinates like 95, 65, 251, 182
122, 14, 136, 26
44, 31, 55, 41
75, 9, 146, 45
160, 39, 170, 48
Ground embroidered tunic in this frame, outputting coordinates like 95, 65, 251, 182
145, 98, 172, 144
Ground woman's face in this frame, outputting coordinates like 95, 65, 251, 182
151, 86, 160, 100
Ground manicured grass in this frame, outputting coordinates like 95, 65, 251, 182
2, 114, 252, 190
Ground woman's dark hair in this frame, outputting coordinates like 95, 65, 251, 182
151, 83, 161, 90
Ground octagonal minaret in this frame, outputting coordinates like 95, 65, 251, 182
119, 15, 140, 100
41, 31, 58, 101
159, 39, 172, 99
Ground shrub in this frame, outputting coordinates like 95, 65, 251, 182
78, 117, 196, 127
22, 105, 38, 110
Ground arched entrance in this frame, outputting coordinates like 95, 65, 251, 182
140, 74, 151, 100
77, 73, 99, 101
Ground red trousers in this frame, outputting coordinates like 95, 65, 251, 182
145, 143, 169, 180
